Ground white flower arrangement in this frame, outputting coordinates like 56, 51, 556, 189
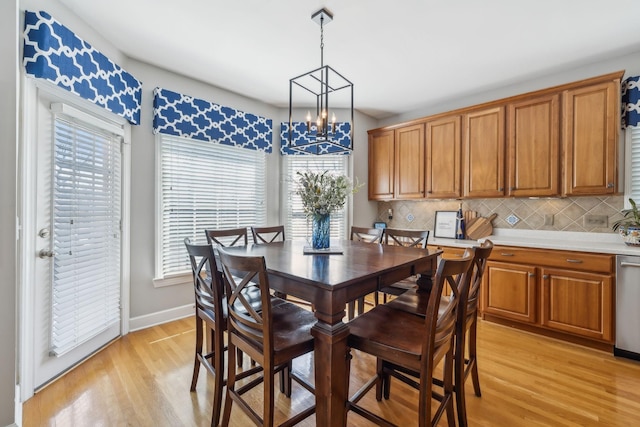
296, 170, 361, 219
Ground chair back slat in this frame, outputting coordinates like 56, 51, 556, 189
184, 238, 224, 323
251, 225, 285, 244
204, 227, 249, 247
218, 249, 274, 354
384, 228, 429, 248
350, 226, 383, 243
424, 248, 475, 362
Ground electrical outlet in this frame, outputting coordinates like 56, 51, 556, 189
584, 215, 607, 227
544, 214, 554, 226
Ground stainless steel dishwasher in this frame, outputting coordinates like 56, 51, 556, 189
615, 255, 640, 361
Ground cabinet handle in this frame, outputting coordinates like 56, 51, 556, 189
607, 183, 614, 188
566, 259, 583, 264
510, 186, 516, 191
543, 274, 549, 279
499, 187, 504, 191
500, 253, 514, 257
528, 273, 535, 277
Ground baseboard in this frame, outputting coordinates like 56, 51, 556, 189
128, 303, 194, 332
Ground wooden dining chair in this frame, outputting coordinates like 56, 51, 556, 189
377, 228, 430, 304
251, 225, 285, 244
218, 248, 316, 427
183, 238, 262, 427
346, 249, 475, 427
347, 226, 384, 320
204, 227, 249, 247
384, 240, 493, 427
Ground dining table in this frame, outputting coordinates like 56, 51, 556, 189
222, 239, 442, 427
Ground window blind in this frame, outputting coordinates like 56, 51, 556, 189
629, 126, 640, 203
159, 135, 266, 277
51, 116, 122, 356
285, 155, 348, 241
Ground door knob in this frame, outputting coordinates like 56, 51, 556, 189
39, 249, 56, 259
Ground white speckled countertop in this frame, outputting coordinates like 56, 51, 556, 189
429, 229, 640, 256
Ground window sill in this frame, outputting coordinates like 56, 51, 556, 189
153, 272, 191, 288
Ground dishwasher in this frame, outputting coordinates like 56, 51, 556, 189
615, 255, 640, 361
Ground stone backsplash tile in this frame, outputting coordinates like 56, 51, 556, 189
376, 196, 625, 234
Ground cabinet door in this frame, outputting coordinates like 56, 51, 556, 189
540, 267, 613, 342
463, 106, 505, 197
395, 124, 425, 199
426, 115, 461, 199
482, 261, 537, 323
368, 130, 395, 200
563, 80, 618, 195
507, 94, 560, 197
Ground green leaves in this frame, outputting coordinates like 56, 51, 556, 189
612, 198, 640, 232
296, 170, 361, 218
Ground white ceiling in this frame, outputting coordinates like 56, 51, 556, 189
58, 0, 640, 119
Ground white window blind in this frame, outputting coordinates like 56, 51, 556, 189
628, 126, 640, 204
285, 155, 348, 241
52, 115, 122, 356
158, 135, 267, 278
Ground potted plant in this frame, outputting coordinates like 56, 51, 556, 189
296, 170, 360, 250
612, 198, 640, 246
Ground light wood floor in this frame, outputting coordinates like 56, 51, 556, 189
23, 314, 640, 426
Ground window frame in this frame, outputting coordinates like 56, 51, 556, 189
154, 134, 267, 287
624, 126, 640, 208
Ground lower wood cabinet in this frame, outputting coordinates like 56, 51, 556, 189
481, 246, 615, 344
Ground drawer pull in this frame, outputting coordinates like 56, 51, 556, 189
500, 253, 514, 257
566, 259, 583, 264
528, 273, 535, 277
543, 274, 549, 279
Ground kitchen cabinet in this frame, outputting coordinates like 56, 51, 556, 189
368, 124, 425, 200
482, 246, 615, 344
426, 115, 461, 199
463, 106, 505, 198
368, 129, 395, 200
395, 124, 425, 199
563, 80, 618, 196
507, 94, 560, 197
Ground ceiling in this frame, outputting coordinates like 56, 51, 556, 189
57, 0, 640, 120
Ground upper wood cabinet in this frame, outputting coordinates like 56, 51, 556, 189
507, 94, 560, 197
426, 115, 461, 199
563, 80, 618, 196
368, 129, 395, 200
463, 106, 505, 198
394, 124, 425, 199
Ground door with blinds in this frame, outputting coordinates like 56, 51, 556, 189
33, 98, 123, 389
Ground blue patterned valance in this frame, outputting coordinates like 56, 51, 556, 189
622, 75, 640, 128
280, 122, 352, 155
153, 88, 272, 153
23, 10, 142, 125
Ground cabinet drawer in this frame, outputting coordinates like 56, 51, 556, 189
490, 246, 614, 274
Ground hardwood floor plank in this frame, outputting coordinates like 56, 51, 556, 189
22, 317, 640, 426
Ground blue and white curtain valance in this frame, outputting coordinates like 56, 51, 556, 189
153, 88, 272, 153
280, 122, 352, 155
23, 10, 142, 125
622, 75, 640, 129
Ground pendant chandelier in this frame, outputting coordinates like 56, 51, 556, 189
288, 8, 354, 154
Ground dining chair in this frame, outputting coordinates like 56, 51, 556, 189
384, 240, 493, 427
376, 228, 430, 304
347, 226, 384, 320
346, 249, 475, 427
183, 238, 262, 427
204, 227, 249, 247
251, 225, 286, 244
218, 248, 316, 427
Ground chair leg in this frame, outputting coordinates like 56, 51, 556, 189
444, 348, 456, 427
347, 301, 355, 320
190, 317, 203, 391
468, 321, 482, 397
455, 333, 468, 427
264, 364, 276, 427
236, 348, 243, 368
211, 333, 225, 427
278, 361, 292, 397
221, 340, 237, 427
357, 297, 364, 316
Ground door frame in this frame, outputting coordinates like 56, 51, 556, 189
18, 77, 131, 401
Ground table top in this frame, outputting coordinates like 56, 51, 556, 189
221, 239, 441, 291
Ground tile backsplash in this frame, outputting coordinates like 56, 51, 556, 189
376, 196, 625, 235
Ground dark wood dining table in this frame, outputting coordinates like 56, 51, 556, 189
222, 239, 442, 427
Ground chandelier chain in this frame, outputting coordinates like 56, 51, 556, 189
320, 15, 324, 67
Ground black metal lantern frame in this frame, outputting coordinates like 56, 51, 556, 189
287, 8, 354, 155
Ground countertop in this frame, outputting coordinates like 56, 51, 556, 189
429, 229, 640, 257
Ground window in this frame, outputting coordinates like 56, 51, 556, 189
284, 155, 349, 241
627, 126, 640, 205
51, 112, 122, 355
157, 135, 266, 281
